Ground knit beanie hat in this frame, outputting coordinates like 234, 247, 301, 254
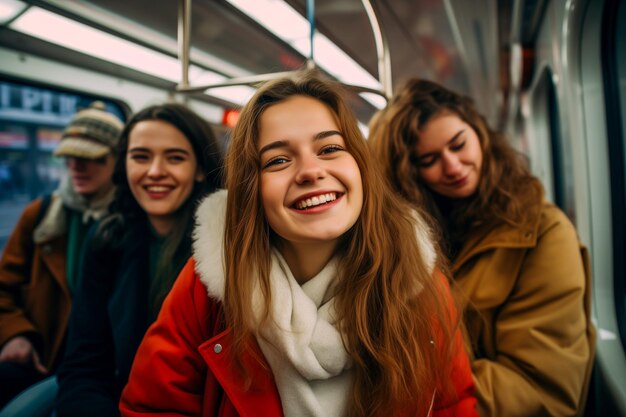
54, 101, 124, 159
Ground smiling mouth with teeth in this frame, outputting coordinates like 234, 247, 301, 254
294, 192, 339, 210
145, 185, 171, 192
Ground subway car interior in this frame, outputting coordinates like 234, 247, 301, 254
0, 0, 624, 415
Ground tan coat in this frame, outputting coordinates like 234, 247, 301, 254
0, 196, 71, 370
452, 203, 595, 417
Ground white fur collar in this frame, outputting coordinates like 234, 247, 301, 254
192, 189, 229, 300
192, 189, 436, 301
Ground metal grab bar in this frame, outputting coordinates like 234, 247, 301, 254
178, 0, 191, 89
176, 0, 392, 100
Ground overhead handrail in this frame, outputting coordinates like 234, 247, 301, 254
362, 1, 392, 98
176, 0, 392, 100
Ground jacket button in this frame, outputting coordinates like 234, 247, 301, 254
214, 343, 222, 354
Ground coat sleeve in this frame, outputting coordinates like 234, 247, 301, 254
56, 225, 120, 417
472, 208, 592, 417
0, 199, 44, 349
433, 271, 478, 417
119, 258, 218, 417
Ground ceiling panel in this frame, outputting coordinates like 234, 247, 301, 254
16, 0, 505, 121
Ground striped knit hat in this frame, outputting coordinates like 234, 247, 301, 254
54, 101, 124, 159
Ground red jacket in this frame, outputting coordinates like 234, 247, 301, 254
120, 259, 477, 417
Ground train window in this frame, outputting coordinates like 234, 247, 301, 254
0, 77, 127, 253
528, 67, 577, 222
604, 0, 626, 348
544, 71, 568, 216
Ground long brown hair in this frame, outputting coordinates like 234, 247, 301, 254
223, 70, 458, 416
369, 78, 543, 246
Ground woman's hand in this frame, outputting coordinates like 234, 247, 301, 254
0, 335, 48, 374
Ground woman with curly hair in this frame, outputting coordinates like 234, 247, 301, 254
120, 71, 477, 417
369, 78, 595, 417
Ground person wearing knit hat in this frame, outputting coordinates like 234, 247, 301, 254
0, 101, 124, 411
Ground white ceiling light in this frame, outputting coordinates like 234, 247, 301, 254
9, 6, 252, 105
227, 0, 309, 43
11, 7, 185, 81
208, 86, 256, 106
42, 0, 251, 78
358, 92, 387, 110
0, 0, 27, 25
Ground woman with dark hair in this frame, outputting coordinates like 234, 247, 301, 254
119, 71, 478, 417
55, 103, 223, 417
369, 78, 595, 417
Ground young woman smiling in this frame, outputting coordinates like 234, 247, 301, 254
369, 78, 595, 417
55, 103, 223, 417
119, 71, 478, 417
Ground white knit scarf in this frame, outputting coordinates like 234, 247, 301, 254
253, 250, 352, 417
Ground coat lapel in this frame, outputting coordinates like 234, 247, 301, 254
199, 329, 284, 417
38, 235, 69, 296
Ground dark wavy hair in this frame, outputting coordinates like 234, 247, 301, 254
98, 103, 223, 317
369, 78, 543, 249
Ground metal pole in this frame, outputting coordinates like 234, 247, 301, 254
361, 0, 392, 99
178, 0, 191, 88
307, 0, 315, 65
